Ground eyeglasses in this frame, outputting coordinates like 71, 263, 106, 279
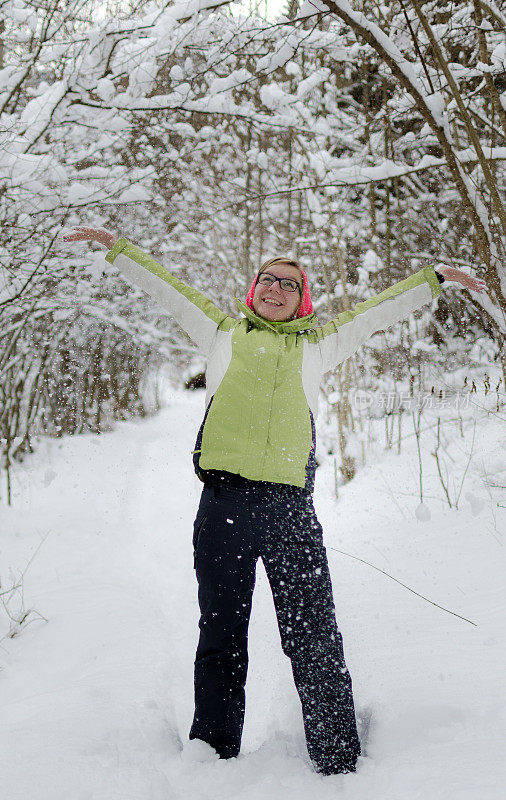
257, 272, 302, 294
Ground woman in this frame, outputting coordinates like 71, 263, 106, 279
63, 226, 486, 775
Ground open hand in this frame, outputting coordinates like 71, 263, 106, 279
436, 265, 487, 294
61, 226, 118, 250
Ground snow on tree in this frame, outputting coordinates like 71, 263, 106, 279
0, 0, 504, 497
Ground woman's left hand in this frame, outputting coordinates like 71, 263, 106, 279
436, 266, 487, 294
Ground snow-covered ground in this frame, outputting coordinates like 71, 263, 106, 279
1, 386, 505, 800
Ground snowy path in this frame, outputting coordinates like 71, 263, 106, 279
1, 388, 505, 799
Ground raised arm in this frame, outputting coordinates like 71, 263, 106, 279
63, 228, 234, 356
318, 265, 486, 372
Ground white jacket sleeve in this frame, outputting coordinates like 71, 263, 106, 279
318, 267, 442, 372
105, 238, 235, 356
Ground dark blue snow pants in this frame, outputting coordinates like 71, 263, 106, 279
189, 475, 361, 775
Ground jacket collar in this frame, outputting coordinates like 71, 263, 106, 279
235, 299, 318, 333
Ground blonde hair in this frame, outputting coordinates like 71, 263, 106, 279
258, 256, 303, 276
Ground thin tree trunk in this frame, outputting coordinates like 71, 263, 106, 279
410, 0, 506, 240
322, 0, 505, 311
244, 123, 253, 279
257, 133, 264, 270
473, 0, 506, 139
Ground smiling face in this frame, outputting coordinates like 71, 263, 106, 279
252, 264, 303, 322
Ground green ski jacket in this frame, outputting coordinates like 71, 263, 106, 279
105, 238, 442, 489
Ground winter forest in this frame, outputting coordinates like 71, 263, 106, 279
1, 0, 505, 797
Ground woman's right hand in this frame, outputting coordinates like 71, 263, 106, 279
61, 226, 118, 250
